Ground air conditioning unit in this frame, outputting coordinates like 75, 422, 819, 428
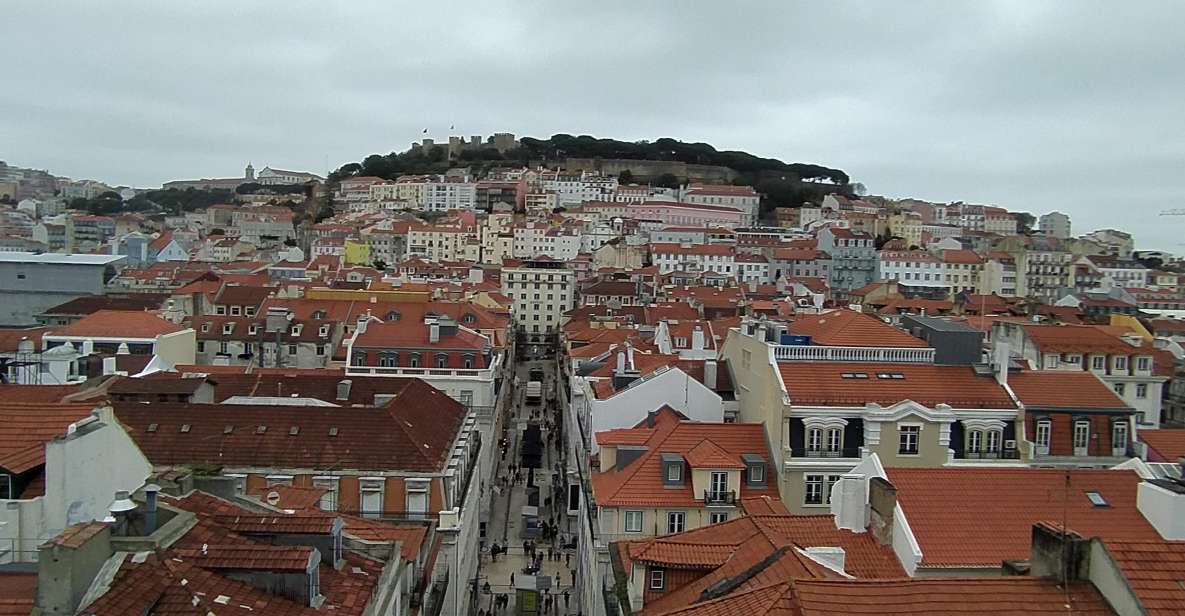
1004, 440, 1017, 449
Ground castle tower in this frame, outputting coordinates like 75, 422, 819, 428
245, 162, 255, 181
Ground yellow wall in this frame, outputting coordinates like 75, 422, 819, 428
344, 240, 372, 265
870, 418, 949, 468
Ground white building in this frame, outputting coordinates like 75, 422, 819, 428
1039, 211, 1072, 239
255, 167, 324, 185
423, 181, 477, 211
512, 222, 582, 261
501, 258, 576, 338
681, 184, 760, 226
650, 242, 736, 275
876, 250, 947, 290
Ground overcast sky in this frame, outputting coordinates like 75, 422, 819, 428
3, 1, 1182, 250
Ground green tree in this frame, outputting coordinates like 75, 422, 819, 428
652, 173, 680, 189
1015, 212, 1037, 234
617, 169, 635, 184
372, 259, 387, 271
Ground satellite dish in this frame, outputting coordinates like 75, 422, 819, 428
265, 491, 281, 506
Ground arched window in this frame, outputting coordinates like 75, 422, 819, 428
386, 310, 401, 321
408, 353, 421, 368
436, 353, 449, 368
462, 354, 475, 369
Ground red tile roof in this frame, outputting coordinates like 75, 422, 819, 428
1022, 324, 1146, 355
0, 402, 96, 473
0, 384, 82, 403
684, 439, 743, 469
1007, 370, 1130, 410
778, 362, 1016, 408
339, 515, 429, 563
173, 544, 314, 572
114, 379, 465, 472
740, 495, 790, 515
1139, 430, 1185, 462
592, 420, 778, 508
0, 573, 36, 616
44, 520, 107, 549
886, 467, 1162, 568
247, 484, 327, 510
1104, 539, 1185, 615
787, 310, 928, 348
47, 310, 184, 339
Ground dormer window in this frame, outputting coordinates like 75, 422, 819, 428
436, 353, 449, 368
661, 453, 684, 485
201, 323, 210, 333
215, 305, 227, 315
1137, 357, 1151, 372
245, 306, 256, 317
742, 454, 767, 486
230, 305, 241, 316
248, 324, 259, 336
386, 310, 401, 321
462, 313, 476, 324
222, 323, 234, 335
312, 310, 327, 320
1091, 356, 1106, 370
319, 324, 330, 337
1115, 356, 1128, 371
291, 324, 303, 336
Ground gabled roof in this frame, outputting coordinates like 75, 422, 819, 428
886, 467, 1161, 568
592, 419, 778, 508
1104, 539, 1185, 615
684, 439, 744, 469
622, 514, 904, 616
1007, 370, 1130, 410
41, 294, 168, 316
0, 402, 96, 473
113, 379, 464, 472
787, 310, 929, 348
778, 362, 1016, 408
1139, 429, 1185, 463
46, 310, 184, 339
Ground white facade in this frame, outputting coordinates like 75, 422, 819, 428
651, 244, 736, 275
1039, 211, 1072, 239
423, 182, 477, 211
876, 251, 947, 289
502, 263, 576, 335
0, 406, 153, 564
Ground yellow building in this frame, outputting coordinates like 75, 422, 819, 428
344, 239, 372, 265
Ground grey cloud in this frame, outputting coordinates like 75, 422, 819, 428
2, 0, 1183, 249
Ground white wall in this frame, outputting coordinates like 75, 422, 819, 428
585, 368, 723, 452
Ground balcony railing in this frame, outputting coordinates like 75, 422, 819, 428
773, 345, 935, 363
960, 449, 1021, 460
703, 489, 736, 505
789, 447, 863, 459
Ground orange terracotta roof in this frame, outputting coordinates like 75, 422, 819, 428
46, 310, 184, 338
628, 541, 736, 568
684, 439, 744, 469
597, 427, 653, 446
1104, 539, 1185, 615
1022, 324, 1144, 355
886, 467, 1162, 568
44, 521, 107, 549
247, 484, 327, 510
740, 495, 791, 516
778, 362, 1016, 408
0, 384, 82, 403
339, 515, 428, 563
792, 577, 1110, 616
787, 310, 928, 348
0, 402, 96, 473
592, 421, 777, 507
1007, 370, 1131, 410
1139, 430, 1185, 462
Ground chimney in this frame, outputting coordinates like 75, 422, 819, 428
17, 337, 34, 354
615, 351, 626, 376
691, 326, 705, 351
355, 314, 369, 335
867, 477, 897, 546
703, 359, 718, 390
831, 473, 868, 532
992, 341, 1010, 387
143, 484, 160, 535
1027, 523, 1091, 581
107, 490, 136, 537
336, 379, 352, 401
1137, 460, 1185, 540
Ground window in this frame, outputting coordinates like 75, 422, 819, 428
1044, 354, 1058, 369
287, 344, 297, 355
436, 353, 449, 368
266, 475, 293, 487
807, 428, 822, 453
666, 512, 685, 534
1092, 356, 1106, 370
826, 428, 842, 453
360, 479, 385, 519
1112, 422, 1129, 455
968, 430, 982, 453
1033, 421, 1052, 454
709, 471, 728, 500
1136, 383, 1148, 399
222, 323, 234, 335
248, 324, 259, 336
378, 352, 396, 368
805, 474, 824, 505
667, 463, 682, 483
624, 510, 643, 533
313, 477, 338, 511
1137, 357, 1151, 372
215, 305, 227, 315
225, 474, 246, 496
1115, 356, 1128, 371
231, 305, 241, 316
409, 353, 420, 368
1114, 383, 1126, 396
1073, 421, 1090, 454
197, 341, 205, 353
749, 463, 765, 484
219, 341, 229, 354
709, 512, 728, 525
406, 479, 429, 519
898, 425, 920, 455
316, 345, 326, 356
986, 430, 1001, 453
458, 390, 473, 407
649, 569, 665, 591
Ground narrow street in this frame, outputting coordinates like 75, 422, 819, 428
477, 357, 579, 616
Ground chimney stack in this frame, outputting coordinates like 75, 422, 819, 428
143, 484, 160, 535
992, 341, 1010, 387
691, 326, 705, 352
428, 319, 440, 344
615, 351, 626, 376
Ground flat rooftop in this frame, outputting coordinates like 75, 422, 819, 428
902, 314, 982, 334
0, 252, 126, 266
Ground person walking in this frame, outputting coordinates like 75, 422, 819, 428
510, 571, 515, 587
564, 590, 570, 610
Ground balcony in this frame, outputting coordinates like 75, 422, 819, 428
790, 447, 863, 459
773, 345, 935, 363
703, 489, 736, 506
960, 449, 1021, 460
